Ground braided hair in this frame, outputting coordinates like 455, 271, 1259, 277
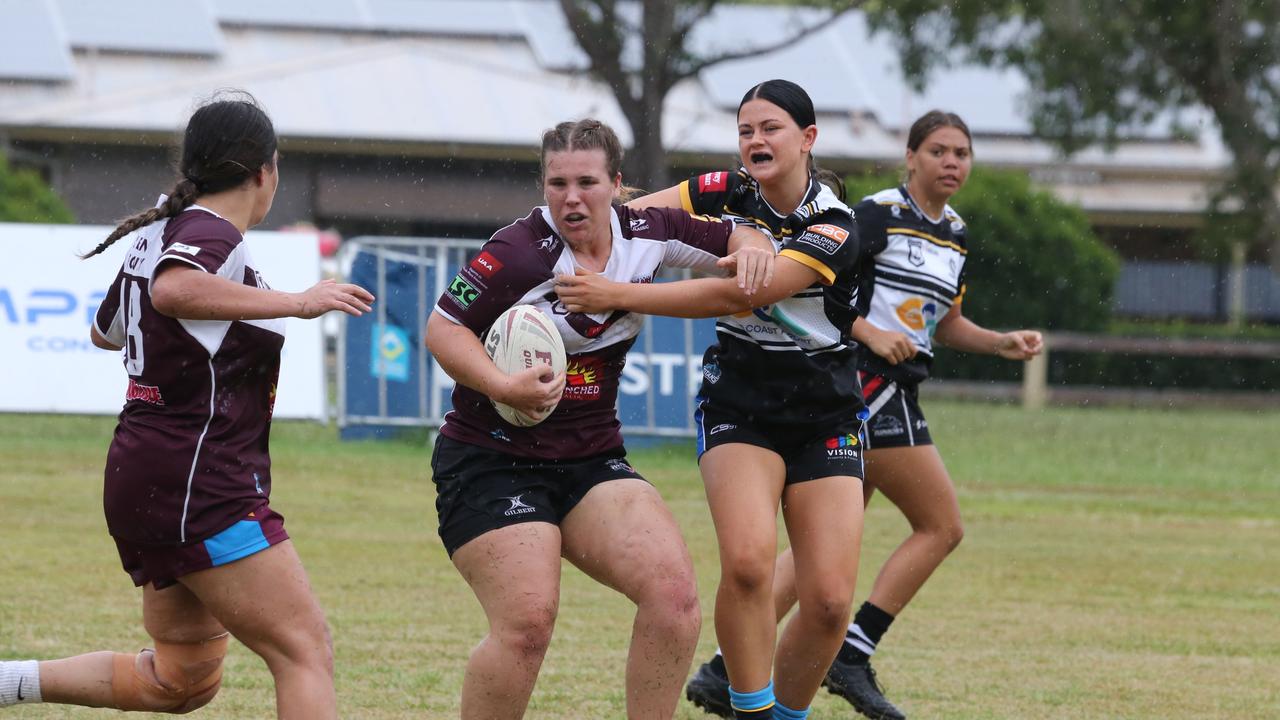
82, 90, 277, 258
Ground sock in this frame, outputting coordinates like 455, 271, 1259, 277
773, 699, 810, 719
0, 660, 42, 706
729, 680, 774, 719
837, 601, 895, 665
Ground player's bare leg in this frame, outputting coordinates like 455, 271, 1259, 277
700, 445, 787, 703
561, 478, 701, 719
180, 540, 336, 720
451, 522, 562, 720
772, 474, 862, 711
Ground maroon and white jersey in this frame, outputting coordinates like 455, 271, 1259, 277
435, 204, 734, 459
93, 205, 285, 546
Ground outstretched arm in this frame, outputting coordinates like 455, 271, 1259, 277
555, 255, 821, 319
151, 265, 374, 321
934, 305, 1043, 359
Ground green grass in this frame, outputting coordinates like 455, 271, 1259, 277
2, 403, 1278, 718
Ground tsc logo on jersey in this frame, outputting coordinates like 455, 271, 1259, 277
447, 275, 480, 308
470, 251, 503, 279
700, 172, 727, 192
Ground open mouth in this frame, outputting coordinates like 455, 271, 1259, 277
564, 212, 586, 224
750, 152, 773, 165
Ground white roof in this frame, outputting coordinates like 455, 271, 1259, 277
0, 0, 1230, 173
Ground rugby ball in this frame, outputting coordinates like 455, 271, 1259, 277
483, 305, 567, 427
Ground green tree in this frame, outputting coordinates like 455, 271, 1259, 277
557, 0, 859, 191
0, 153, 74, 223
864, 0, 1280, 269
846, 168, 1120, 331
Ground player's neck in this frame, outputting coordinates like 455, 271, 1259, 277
566, 231, 612, 272
194, 190, 256, 233
758, 170, 809, 216
905, 180, 947, 221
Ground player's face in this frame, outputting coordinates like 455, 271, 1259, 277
542, 149, 621, 248
737, 99, 817, 186
906, 127, 972, 200
248, 151, 280, 228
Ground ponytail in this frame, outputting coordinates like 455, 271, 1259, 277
812, 161, 847, 203
81, 178, 200, 259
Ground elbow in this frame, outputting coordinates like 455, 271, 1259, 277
150, 282, 181, 318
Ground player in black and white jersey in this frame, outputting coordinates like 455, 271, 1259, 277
425, 119, 773, 719
762, 111, 1044, 720
556, 80, 867, 720
0, 93, 373, 717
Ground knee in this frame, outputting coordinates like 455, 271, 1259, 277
637, 566, 702, 639
933, 519, 964, 554
798, 584, 855, 637
495, 604, 558, 660
111, 633, 229, 714
719, 551, 775, 598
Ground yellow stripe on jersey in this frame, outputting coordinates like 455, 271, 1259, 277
780, 248, 835, 285
679, 181, 695, 213
954, 283, 966, 304
887, 227, 967, 255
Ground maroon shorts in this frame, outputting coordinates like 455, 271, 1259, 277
113, 506, 289, 589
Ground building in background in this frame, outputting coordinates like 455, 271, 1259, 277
2, 0, 1275, 321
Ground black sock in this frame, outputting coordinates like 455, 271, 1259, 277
836, 601, 895, 665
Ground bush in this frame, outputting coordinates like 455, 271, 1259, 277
0, 153, 74, 223
845, 167, 1120, 331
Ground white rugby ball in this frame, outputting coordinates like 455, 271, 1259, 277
483, 304, 567, 427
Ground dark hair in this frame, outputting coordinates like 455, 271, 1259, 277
738, 80, 845, 202
738, 79, 816, 129
83, 90, 277, 259
907, 110, 972, 152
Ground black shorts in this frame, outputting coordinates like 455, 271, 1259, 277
430, 435, 647, 556
860, 372, 932, 449
694, 397, 866, 484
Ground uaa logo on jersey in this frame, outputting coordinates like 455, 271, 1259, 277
907, 238, 925, 267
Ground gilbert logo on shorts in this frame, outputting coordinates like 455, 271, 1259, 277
825, 433, 860, 458
502, 494, 536, 516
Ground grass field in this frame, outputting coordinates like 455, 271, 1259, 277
2, 403, 1278, 719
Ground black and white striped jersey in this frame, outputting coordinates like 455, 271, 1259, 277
853, 186, 968, 383
678, 168, 867, 424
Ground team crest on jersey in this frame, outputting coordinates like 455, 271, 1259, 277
907, 238, 925, 266
702, 360, 722, 384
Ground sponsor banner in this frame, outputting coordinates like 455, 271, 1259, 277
0, 223, 325, 419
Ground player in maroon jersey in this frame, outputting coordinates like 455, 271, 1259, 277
0, 92, 372, 718
426, 119, 772, 718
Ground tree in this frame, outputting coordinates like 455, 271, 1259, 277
557, 0, 859, 191
863, 0, 1280, 270
0, 153, 74, 223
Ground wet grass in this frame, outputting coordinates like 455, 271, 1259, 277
1, 403, 1277, 718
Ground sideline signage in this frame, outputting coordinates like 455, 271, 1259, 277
0, 223, 325, 419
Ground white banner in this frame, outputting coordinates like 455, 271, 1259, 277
0, 222, 325, 420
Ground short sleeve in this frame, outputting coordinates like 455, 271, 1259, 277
93, 272, 127, 346
620, 206, 734, 273
435, 227, 553, 334
679, 170, 736, 217
777, 211, 860, 286
157, 213, 242, 275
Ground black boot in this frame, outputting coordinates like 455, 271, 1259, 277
824, 657, 906, 720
